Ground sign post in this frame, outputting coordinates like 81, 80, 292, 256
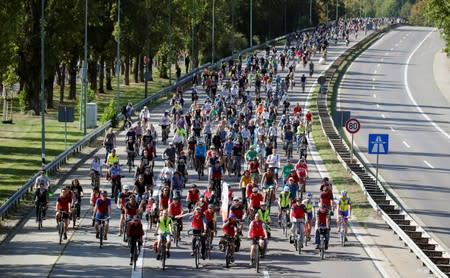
58, 106, 75, 150
345, 118, 361, 163
368, 134, 389, 186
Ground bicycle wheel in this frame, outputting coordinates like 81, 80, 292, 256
161, 245, 166, 270
100, 225, 104, 248
195, 241, 200, 269
133, 241, 138, 270
225, 244, 231, 268
58, 222, 63, 245
255, 244, 260, 273
174, 225, 179, 247
297, 234, 302, 254
72, 209, 77, 228
320, 238, 325, 260
37, 206, 42, 230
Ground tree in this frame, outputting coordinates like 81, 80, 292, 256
426, 0, 450, 54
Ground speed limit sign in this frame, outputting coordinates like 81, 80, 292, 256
345, 118, 361, 134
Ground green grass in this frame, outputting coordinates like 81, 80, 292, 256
0, 67, 175, 205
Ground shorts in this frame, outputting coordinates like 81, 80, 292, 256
339, 210, 349, 218
263, 183, 275, 191
57, 211, 70, 219
307, 212, 313, 221
95, 212, 110, 224
206, 221, 214, 231
158, 232, 172, 242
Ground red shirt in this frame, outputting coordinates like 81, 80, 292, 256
230, 205, 244, 220
249, 193, 263, 209
191, 211, 204, 230
204, 191, 214, 201
248, 160, 259, 173
249, 220, 265, 238
246, 184, 256, 198
197, 200, 208, 213
91, 193, 100, 205
96, 198, 111, 213
168, 201, 182, 217
205, 210, 215, 223
125, 202, 139, 216
223, 222, 237, 236
305, 112, 312, 122
160, 194, 170, 209
287, 173, 300, 184
57, 196, 71, 211
293, 106, 302, 115
317, 210, 328, 225
187, 188, 200, 202
291, 204, 305, 219
320, 191, 332, 207
120, 192, 132, 207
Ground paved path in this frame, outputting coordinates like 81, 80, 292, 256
339, 26, 450, 256
0, 26, 432, 278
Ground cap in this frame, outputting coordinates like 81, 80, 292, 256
252, 187, 258, 193
102, 190, 108, 195
284, 186, 290, 192
233, 197, 240, 201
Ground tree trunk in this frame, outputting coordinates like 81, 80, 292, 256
148, 55, 154, 81
134, 55, 139, 83
98, 57, 105, 94
88, 60, 97, 92
106, 61, 113, 91
67, 50, 78, 100
58, 63, 65, 103
139, 55, 144, 82
45, 72, 55, 109
124, 55, 130, 85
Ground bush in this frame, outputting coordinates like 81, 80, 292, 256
101, 99, 118, 128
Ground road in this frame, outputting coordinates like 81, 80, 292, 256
0, 27, 431, 278
339, 26, 450, 255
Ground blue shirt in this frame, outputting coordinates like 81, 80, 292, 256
110, 165, 122, 176
195, 145, 206, 158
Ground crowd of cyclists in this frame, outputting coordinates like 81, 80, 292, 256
29, 17, 393, 269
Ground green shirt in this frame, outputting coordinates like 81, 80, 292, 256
158, 217, 173, 233
282, 164, 294, 179
246, 150, 257, 161
257, 208, 270, 224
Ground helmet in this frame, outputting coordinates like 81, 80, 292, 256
307, 192, 313, 199
124, 185, 130, 191
283, 186, 290, 192
233, 197, 240, 201
252, 187, 258, 193
208, 204, 215, 209
341, 191, 348, 197
260, 202, 267, 206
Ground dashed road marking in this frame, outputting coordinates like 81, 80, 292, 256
263, 270, 270, 278
372, 85, 376, 90
381, 114, 386, 118
374, 70, 377, 74
376, 104, 380, 108
373, 93, 376, 98
402, 140, 410, 148
390, 126, 396, 132
424, 160, 434, 169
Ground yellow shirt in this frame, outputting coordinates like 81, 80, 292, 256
240, 175, 252, 189
107, 154, 119, 166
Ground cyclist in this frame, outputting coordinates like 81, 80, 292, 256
197, 195, 208, 213
302, 192, 314, 241
194, 141, 207, 176
300, 74, 306, 92
282, 159, 294, 185
232, 140, 243, 176
163, 142, 177, 164
34, 182, 48, 221
229, 197, 245, 234
103, 128, 116, 163
248, 213, 268, 265
140, 106, 151, 126
205, 204, 217, 247
315, 204, 330, 250
223, 137, 234, 172
109, 161, 122, 203
257, 202, 271, 238
186, 184, 200, 212
265, 148, 281, 179
127, 215, 144, 265
56, 188, 72, 240
168, 196, 184, 239
304, 110, 312, 136
337, 191, 352, 242
70, 179, 84, 221
290, 198, 306, 245
278, 186, 292, 227
248, 187, 263, 217
90, 156, 103, 186
219, 214, 239, 262
295, 159, 308, 191
190, 206, 206, 259
155, 210, 173, 259
124, 196, 139, 236
245, 145, 258, 163
106, 148, 119, 168
260, 168, 277, 203
239, 170, 253, 204
320, 182, 334, 213
159, 186, 171, 211
93, 190, 112, 240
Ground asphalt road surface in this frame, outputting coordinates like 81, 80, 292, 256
339, 26, 450, 254
0, 30, 384, 278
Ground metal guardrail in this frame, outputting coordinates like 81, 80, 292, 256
317, 25, 449, 277
0, 25, 316, 220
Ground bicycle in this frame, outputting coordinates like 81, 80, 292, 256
71, 199, 80, 228
264, 186, 276, 213
36, 202, 45, 230
285, 140, 293, 159
173, 219, 182, 247
157, 235, 168, 270
319, 227, 328, 260
130, 237, 141, 270
161, 127, 169, 145
250, 237, 262, 273
195, 157, 204, 180
127, 150, 135, 172
123, 217, 131, 243
204, 227, 213, 260
57, 211, 68, 245
292, 220, 305, 254
90, 170, 100, 187
224, 236, 235, 268
98, 217, 110, 248
280, 209, 288, 237
339, 215, 348, 247
192, 232, 202, 269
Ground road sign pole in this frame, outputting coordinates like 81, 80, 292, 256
351, 133, 354, 164
375, 152, 379, 186
64, 106, 67, 150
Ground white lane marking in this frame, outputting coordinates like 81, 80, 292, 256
424, 160, 434, 169
381, 114, 386, 118
404, 29, 450, 140
381, 58, 384, 62
385, 52, 389, 56
390, 47, 394, 51
402, 140, 410, 148
373, 93, 376, 98
372, 77, 376, 82
374, 70, 377, 74
376, 104, 380, 108
377, 63, 381, 68
372, 85, 376, 90
390, 126, 396, 132
395, 44, 399, 47
263, 270, 270, 278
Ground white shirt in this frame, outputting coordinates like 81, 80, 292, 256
91, 159, 103, 173
266, 154, 281, 168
